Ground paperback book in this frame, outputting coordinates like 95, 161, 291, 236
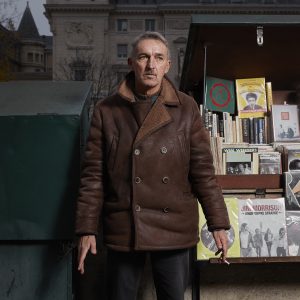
197, 197, 240, 260
238, 198, 287, 257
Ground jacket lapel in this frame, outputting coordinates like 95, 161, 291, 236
134, 96, 172, 145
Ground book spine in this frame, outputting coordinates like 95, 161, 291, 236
266, 82, 273, 113
258, 118, 265, 144
241, 118, 250, 143
249, 118, 255, 144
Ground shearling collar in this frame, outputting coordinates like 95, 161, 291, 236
117, 71, 181, 106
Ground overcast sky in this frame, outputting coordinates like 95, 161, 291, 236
4, 0, 51, 36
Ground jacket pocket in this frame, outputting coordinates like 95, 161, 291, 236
107, 135, 119, 171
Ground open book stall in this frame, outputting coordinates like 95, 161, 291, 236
180, 13, 300, 299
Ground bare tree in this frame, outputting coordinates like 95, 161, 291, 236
55, 51, 119, 101
0, 0, 20, 27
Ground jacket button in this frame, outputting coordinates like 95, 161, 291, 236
135, 177, 142, 184
134, 149, 140, 155
162, 176, 169, 184
161, 146, 167, 154
135, 205, 141, 212
163, 207, 169, 213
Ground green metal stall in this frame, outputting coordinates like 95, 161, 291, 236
0, 80, 92, 299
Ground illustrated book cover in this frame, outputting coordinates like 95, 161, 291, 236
271, 104, 300, 142
205, 76, 235, 114
238, 198, 287, 257
236, 77, 268, 118
197, 197, 240, 260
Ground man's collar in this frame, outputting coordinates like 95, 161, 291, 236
117, 71, 181, 106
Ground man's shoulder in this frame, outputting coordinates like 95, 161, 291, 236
94, 94, 120, 109
176, 90, 198, 107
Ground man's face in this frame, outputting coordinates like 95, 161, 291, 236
247, 96, 256, 107
128, 38, 171, 95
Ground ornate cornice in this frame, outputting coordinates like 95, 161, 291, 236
44, 4, 114, 15
45, 3, 300, 16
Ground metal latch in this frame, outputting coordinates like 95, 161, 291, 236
257, 26, 264, 46
255, 188, 266, 198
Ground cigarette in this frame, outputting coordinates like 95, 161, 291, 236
224, 259, 230, 265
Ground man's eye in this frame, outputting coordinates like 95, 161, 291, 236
156, 56, 164, 61
138, 56, 147, 61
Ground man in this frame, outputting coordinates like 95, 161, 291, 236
75, 31, 230, 300
243, 92, 263, 110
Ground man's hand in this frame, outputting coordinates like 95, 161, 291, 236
77, 235, 97, 274
212, 229, 228, 263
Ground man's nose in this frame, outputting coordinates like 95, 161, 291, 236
147, 56, 156, 68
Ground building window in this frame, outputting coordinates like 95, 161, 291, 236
35, 53, 39, 62
74, 69, 86, 81
145, 19, 155, 31
27, 53, 33, 62
117, 44, 128, 58
117, 19, 128, 32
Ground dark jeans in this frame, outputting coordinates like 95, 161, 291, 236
107, 248, 190, 300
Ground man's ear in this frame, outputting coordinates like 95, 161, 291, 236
164, 60, 171, 74
128, 57, 132, 68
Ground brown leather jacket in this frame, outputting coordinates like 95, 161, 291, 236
75, 73, 230, 251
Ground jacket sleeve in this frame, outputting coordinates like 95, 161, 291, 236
75, 102, 104, 236
189, 101, 230, 232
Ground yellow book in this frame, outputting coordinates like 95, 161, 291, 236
236, 77, 268, 118
197, 197, 240, 260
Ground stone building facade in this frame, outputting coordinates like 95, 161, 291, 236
45, 0, 300, 97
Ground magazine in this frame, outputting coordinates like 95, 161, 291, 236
238, 198, 287, 257
285, 172, 300, 210
222, 147, 258, 175
258, 152, 282, 174
286, 211, 300, 256
197, 198, 240, 260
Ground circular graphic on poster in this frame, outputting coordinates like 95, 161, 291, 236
200, 223, 235, 252
209, 83, 231, 108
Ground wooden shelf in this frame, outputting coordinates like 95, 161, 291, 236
216, 174, 283, 190
209, 256, 300, 264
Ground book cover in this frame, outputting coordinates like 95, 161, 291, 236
271, 104, 300, 142
236, 77, 268, 118
197, 197, 240, 260
286, 211, 300, 256
205, 76, 235, 114
222, 147, 258, 175
286, 146, 300, 172
285, 172, 300, 210
259, 152, 282, 174
238, 198, 287, 257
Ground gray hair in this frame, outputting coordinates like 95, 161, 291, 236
130, 31, 170, 59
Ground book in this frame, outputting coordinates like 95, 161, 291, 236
265, 81, 273, 113
236, 77, 268, 118
286, 211, 300, 256
238, 198, 287, 257
197, 197, 240, 260
205, 76, 235, 114
258, 152, 282, 174
271, 104, 300, 142
285, 172, 300, 210
222, 147, 258, 175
